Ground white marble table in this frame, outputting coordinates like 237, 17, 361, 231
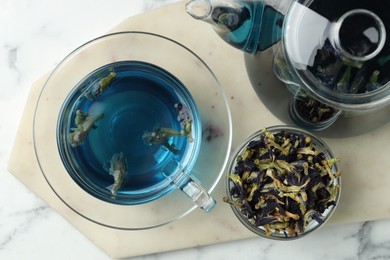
1, 0, 390, 259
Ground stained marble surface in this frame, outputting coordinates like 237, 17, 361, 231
1, 0, 390, 259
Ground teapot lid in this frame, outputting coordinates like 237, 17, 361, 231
282, 0, 390, 109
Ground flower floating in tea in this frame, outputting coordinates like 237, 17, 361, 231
105, 152, 127, 196
84, 71, 116, 99
68, 110, 104, 147
142, 103, 193, 154
142, 125, 183, 155
224, 129, 341, 237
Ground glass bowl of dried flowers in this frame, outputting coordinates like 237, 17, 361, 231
224, 125, 341, 239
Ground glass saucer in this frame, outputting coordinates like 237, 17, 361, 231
33, 31, 232, 230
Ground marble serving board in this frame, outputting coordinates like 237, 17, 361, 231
8, 1, 390, 258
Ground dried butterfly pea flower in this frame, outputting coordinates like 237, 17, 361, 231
84, 71, 116, 99
68, 110, 104, 147
224, 129, 341, 237
295, 95, 339, 123
365, 70, 381, 92
142, 103, 194, 155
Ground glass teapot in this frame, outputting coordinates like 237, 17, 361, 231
186, 0, 390, 129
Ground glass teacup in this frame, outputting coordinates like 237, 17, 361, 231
34, 32, 232, 229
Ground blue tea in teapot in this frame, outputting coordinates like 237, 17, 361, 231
186, 0, 284, 54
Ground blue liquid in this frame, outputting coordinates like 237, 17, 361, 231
212, 1, 283, 54
57, 61, 201, 204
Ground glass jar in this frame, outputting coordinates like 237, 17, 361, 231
225, 125, 341, 239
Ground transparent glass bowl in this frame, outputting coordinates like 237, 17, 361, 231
225, 125, 341, 239
33, 31, 232, 230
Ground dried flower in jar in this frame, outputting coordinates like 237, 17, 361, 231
224, 129, 341, 237
295, 95, 338, 123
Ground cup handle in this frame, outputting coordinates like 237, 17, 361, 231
180, 177, 216, 212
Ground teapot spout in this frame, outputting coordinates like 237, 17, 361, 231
186, 0, 212, 20
186, 0, 285, 54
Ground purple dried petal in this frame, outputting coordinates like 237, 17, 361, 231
311, 211, 324, 224
248, 139, 264, 148
262, 200, 279, 215
254, 216, 279, 226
